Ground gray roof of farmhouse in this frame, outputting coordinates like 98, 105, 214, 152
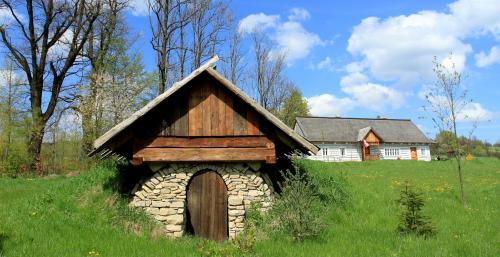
294, 117, 433, 144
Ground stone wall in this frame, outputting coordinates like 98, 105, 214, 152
129, 163, 274, 238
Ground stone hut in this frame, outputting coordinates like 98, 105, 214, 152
89, 56, 318, 241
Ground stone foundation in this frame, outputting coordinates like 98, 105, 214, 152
129, 163, 274, 238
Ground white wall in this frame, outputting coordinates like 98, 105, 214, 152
306, 143, 362, 162
417, 145, 431, 161
307, 143, 431, 162
380, 144, 431, 161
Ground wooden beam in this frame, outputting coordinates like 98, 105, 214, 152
130, 157, 143, 166
134, 147, 275, 163
135, 136, 274, 149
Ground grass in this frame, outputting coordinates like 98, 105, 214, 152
0, 158, 499, 256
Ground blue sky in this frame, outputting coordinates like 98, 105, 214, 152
1, 1, 498, 143
125, 0, 500, 143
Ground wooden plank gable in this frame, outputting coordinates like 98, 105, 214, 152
91, 56, 319, 158
131, 74, 274, 164
158, 76, 263, 138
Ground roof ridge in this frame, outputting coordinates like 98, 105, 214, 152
296, 116, 411, 121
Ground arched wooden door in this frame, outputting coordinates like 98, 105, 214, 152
186, 170, 228, 241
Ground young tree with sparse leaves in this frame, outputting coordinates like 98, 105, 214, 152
423, 54, 472, 204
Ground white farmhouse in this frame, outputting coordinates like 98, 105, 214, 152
294, 117, 433, 162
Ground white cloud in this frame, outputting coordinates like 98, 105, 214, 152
347, 0, 500, 84
456, 103, 494, 122
288, 8, 310, 21
340, 70, 368, 87
128, 0, 149, 16
475, 46, 500, 67
306, 94, 355, 116
339, 65, 404, 112
312, 56, 335, 71
238, 8, 324, 62
341, 83, 404, 112
238, 13, 279, 34
274, 20, 323, 61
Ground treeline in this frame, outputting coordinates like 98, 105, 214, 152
432, 131, 500, 159
0, 0, 309, 176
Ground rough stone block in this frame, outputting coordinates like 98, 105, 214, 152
170, 201, 184, 208
151, 201, 169, 208
166, 214, 184, 225
158, 208, 176, 216
228, 196, 243, 206
229, 209, 245, 216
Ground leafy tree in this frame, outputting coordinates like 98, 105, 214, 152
279, 87, 310, 127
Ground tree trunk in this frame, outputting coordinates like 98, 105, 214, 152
28, 113, 45, 175
81, 110, 95, 154
453, 121, 465, 204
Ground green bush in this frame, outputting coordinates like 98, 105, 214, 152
396, 182, 436, 238
311, 170, 350, 208
268, 164, 325, 241
2, 149, 28, 177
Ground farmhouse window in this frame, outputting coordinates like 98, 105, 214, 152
322, 148, 328, 155
385, 148, 399, 156
421, 148, 425, 155
340, 148, 345, 156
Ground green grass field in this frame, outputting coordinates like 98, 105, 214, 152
0, 159, 498, 257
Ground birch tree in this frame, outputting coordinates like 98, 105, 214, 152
80, 0, 128, 153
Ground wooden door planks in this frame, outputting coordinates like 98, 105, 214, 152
187, 171, 228, 241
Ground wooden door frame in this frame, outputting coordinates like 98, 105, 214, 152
410, 147, 418, 160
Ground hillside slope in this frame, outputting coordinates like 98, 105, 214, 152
0, 159, 498, 257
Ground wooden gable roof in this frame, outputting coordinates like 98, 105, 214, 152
90, 56, 318, 160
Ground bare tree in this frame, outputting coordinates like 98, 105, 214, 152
251, 30, 290, 114
222, 12, 245, 86
175, 0, 190, 79
423, 55, 471, 204
189, 0, 228, 70
148, 0, 188, 94
0, 0, 102, 173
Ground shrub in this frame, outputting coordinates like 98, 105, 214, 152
268, 163, 325, 241
311, 171, 350, 208
396, 182, 436, 238
2, 150, 29, 177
